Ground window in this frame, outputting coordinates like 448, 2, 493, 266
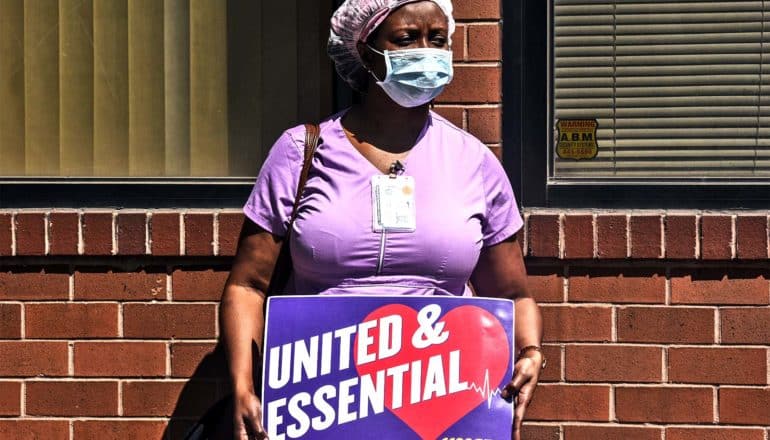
0, 0, 334, 206
505, 0, 770, 208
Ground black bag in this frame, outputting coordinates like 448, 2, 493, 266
183, 124, 321, 440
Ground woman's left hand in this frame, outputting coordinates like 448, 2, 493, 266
502, 353, 544, 440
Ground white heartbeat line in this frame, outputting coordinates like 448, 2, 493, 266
467, 369, 503, 409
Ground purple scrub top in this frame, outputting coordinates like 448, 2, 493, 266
243, 109, 523, 296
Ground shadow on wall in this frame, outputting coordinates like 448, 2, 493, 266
163, 342, 263, 440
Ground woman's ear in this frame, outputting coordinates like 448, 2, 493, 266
356, 41, 374, 72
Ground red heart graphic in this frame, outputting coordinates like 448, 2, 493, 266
354, 304, 510, 440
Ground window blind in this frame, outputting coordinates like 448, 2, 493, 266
0, 0, 332, 178
552, 0, 770, 180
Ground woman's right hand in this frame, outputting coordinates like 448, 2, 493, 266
233, 390, 268, 439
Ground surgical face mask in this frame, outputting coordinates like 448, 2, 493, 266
367, 46, 454, 108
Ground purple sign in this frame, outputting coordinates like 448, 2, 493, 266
262, 296, 515, 440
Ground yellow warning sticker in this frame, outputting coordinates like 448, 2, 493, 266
556, 119, 598, 160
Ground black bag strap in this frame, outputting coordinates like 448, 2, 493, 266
264, 123, 321, 297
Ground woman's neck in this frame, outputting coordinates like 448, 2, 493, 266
343, 86, 430, 154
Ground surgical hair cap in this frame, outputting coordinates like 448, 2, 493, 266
328, 0, 455, 92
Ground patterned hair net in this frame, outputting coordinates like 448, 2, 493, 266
328, 0, 455, 92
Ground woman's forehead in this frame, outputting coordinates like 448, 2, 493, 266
384, 1, 449, 28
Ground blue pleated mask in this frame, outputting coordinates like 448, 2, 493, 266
368, 46, 454, 108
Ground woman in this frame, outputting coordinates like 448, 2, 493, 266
221, 1, 544, 439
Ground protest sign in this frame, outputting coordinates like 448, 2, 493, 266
262, 295, 515, 440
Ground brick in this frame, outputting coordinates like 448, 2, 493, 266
0, 382, 20, 416
122, 380, 218, 417
468, 23, 501, 61
524, 267, 563, 303
437, 65, 501, 103
564, 426, 662, 440
701, 215, 732, 260
669, 347, 767, 385
185, 213, 214, 256
667, 427, 766, 440
0, 269, 69, 300
0, 303, 21, 338
150, 212, 181, 255
433, 106, 464, 129
538, 344, 562, 382
74, 342, 167, 377
721, 308, 770, 344
488, 145, 502, 161
526, 384, 610, 421
172, 268, 228, 301
665, 215, 697, 259
720, 387, 770, 425
0, 214, 11, 256
73, 421, 167, 440
451, 23, 465, 61
48, 212, 79, 255
14, 213, 45, 255
218, 212, 245, 257
736, 216, 768, 259
25, 303, 118, 338
521, 424, 560, 440
617, 307, 715, 344
615, 386, 713, 423
0, 341, 68, 376
568, 269, 665, 304
26, 381, 118, 416
563, 215, 593, 259
454, 0, 501, 19
116, 212, 146, 255
597, 215, 627, 259
0, 421, 69, 440
74, 270, 166, 301
527, 214, 559, 258
82, 212, 113, 255
630, 215, 662, 258
171, 342, 226, 378
124, 303, 217, 339
671, 270, 769, 305
566, 345, 661, 382
467, 107, 501, 143
541, 305, 612, 342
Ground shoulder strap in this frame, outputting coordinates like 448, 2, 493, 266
285, 124, 320, 239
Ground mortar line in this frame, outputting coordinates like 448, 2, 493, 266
111, 211, 117, 256
179, 212, 186, 256
77, 210, 84, 255
118, 380, 123, 416
166, 342, 172, 378
68, 342, 74, 376
657, 214, 664, 258
592, 214, 598, 259
10, 211, 16, 256
19, 302, 25, 339
118, 303, 124, 338
20, 381, 25, 417
731, 214, 737, 260
695, 214, 702, 259
44, 212, 50, 255
145, 212, 151, 255
626, 214, 631, 258
662, 346, 668, 383
558, 213, 565, 259
213, 212, 220, 256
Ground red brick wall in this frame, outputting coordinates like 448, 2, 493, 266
2, 1, 770, 439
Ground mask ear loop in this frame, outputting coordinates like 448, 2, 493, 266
365, 45, 388, 83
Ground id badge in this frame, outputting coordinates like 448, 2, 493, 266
371, 175, 416, 232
